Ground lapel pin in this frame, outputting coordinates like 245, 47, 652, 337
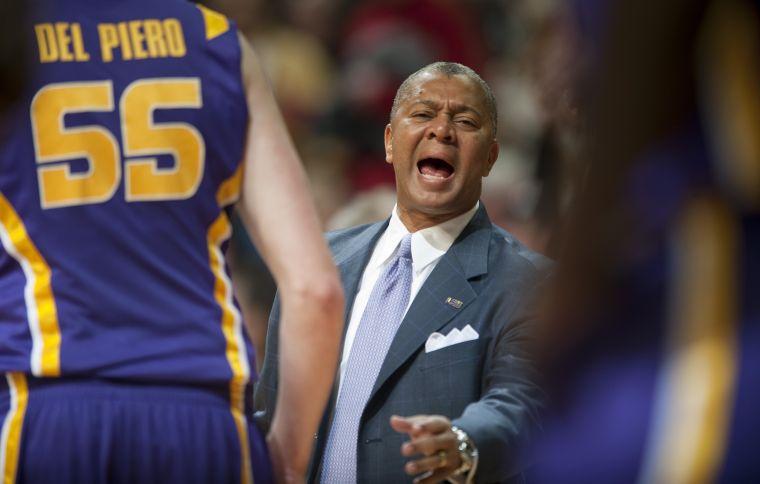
445, 297, 463, 309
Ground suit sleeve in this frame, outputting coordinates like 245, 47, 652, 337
452, 267, 550, 483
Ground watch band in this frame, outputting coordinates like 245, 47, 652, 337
450, 425, 478, 478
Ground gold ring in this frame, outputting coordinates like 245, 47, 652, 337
437, 450, 448, 467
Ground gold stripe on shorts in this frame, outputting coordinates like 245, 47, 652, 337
0, 373, 29, 484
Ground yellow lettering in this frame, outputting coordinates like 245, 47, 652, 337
143, 19, 168, 58
98, 24, 118, 62
97, 18, 186, 62
163, 19, 186, 58
117, 22, 133, 60
70, 23, 90, 61
54, 23, 74, 62
35, 24, 58, 63
128, 20, 148, 60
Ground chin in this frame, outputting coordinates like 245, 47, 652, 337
409, 195, 461, 216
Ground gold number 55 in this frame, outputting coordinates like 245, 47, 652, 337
31, 78, 204, 209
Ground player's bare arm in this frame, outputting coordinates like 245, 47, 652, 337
234, 32, 345, 483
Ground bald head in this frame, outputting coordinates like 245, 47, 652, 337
390, 62, 498, 137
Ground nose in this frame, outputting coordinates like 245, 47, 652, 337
426, 115, 456, 144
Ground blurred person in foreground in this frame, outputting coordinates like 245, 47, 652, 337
0, 1, 343, 482
528, 0, 760, 482
256, 62, 549, 484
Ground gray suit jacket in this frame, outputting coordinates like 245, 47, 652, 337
254, 205, 549, 483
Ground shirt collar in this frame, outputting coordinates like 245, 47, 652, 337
368, 202, 480, 273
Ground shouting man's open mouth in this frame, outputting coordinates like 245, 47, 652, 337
417, 157, 455, 181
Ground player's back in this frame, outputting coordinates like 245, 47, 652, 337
0, 0, 254, 388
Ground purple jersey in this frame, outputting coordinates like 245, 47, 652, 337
0, 0, 253, 392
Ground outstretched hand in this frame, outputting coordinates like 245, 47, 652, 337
390, 414, 461, 484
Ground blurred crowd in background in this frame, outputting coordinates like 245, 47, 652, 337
3, 0, 757, 479
207, 0, 577, 358
212, 0, 760, 475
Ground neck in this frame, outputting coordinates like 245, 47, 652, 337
396, 205, 473, 232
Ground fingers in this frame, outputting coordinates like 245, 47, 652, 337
413, 468, 455, 484
390, 414, 451, 438
389, 415, 414, 433
404, 449, 458, 474
401, 431, 456, 458
404, 448, 461, 483
391, 415, 460, 482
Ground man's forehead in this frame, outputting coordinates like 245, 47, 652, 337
402, 72, 486, 108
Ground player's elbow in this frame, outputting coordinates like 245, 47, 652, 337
283, 272, 345, 333
306, 275, 344, 325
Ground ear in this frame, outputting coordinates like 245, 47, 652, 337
482, 139, 499, 177
384, 124, 393, 164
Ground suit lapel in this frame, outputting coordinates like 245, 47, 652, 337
367, 206, 493, 404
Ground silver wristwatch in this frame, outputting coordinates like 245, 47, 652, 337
450, 425, 478, 477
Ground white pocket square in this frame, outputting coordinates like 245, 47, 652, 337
425, 324, 479, 353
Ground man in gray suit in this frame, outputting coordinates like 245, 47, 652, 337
255, 62, 548, 484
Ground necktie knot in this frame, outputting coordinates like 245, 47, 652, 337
397, 234, 412, 262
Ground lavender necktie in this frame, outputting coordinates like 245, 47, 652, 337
321, 234, 413, 483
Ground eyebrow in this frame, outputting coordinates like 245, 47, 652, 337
412, 99, 483, 118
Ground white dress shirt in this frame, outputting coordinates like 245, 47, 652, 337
337, 202, 479, 390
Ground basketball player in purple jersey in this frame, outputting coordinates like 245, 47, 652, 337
0, 1, 344, 483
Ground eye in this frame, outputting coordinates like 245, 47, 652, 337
411, 111, 433, 119
456, 118, 477, 127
